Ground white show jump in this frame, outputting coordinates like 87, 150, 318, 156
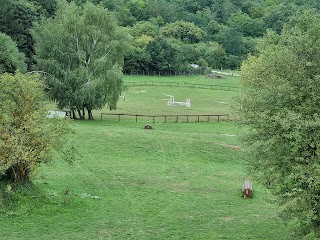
163, 95, 190, 108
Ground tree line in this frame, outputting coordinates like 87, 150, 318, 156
2, 0, 320, 75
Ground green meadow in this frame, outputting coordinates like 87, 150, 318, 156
0, 75, 289, 239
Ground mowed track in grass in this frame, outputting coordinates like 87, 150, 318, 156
0, 75, 289, 239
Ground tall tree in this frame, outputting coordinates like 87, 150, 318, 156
30, 0, 57, 17
216, 26, 246, 56
211, 0, 237, 23
160, 21, 206, 43
240, 10, 320, 238
0, 0, 38, 69
227, 10, 266, 37
0, 33, 27, 74
144, 0, 179, 23
0, 72, 69, 184
32, 0, 130, 119
146, 36, 177, 72
130, 21, 159, 37
263, 3, 300, 34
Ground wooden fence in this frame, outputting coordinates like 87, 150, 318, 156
124, 69, 211, 76
125, 81, 239, 92
100, 113, 229, 123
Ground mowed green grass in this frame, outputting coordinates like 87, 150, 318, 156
123, 74, 240, 87
0, 75, 289, 239
101, 75, 239, 118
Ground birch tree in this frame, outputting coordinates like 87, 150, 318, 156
32, 0, 130, 119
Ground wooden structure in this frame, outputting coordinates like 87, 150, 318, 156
242, 180, 253, 198
124, 81, 239, 92
101, 113, 229, 123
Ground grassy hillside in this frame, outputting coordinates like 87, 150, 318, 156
0, 75, 290, 239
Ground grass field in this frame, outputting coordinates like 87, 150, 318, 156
123, 74, 240, 87
0, 75, 289, 239
101, 75, 239, 119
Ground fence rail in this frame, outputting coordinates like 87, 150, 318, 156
101, 113, 229, 123
125, 81, 180, 87
124, 81, 239, 92
124, 69, 211, 76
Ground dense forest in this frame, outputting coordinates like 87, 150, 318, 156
1, 0, 320, 74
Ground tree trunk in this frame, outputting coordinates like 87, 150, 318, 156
71, 110, 77, 119
82, 107, 86, 120
88, 108, 93, 120
5, 162, 31, 184
77, 109, 84, 120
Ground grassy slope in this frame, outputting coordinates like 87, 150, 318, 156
0, 75, 289, 239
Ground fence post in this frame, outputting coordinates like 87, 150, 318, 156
136, 115, 138, 122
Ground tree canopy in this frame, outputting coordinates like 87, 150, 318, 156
0, 33, 27, 74
0, 0, 39, 69
1, 0, 320, 72
160, 21, 206, 43
240, 10, 320, 238
32, 0, 131, 119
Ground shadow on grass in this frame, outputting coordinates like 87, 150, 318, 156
0, 180, 75, 217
